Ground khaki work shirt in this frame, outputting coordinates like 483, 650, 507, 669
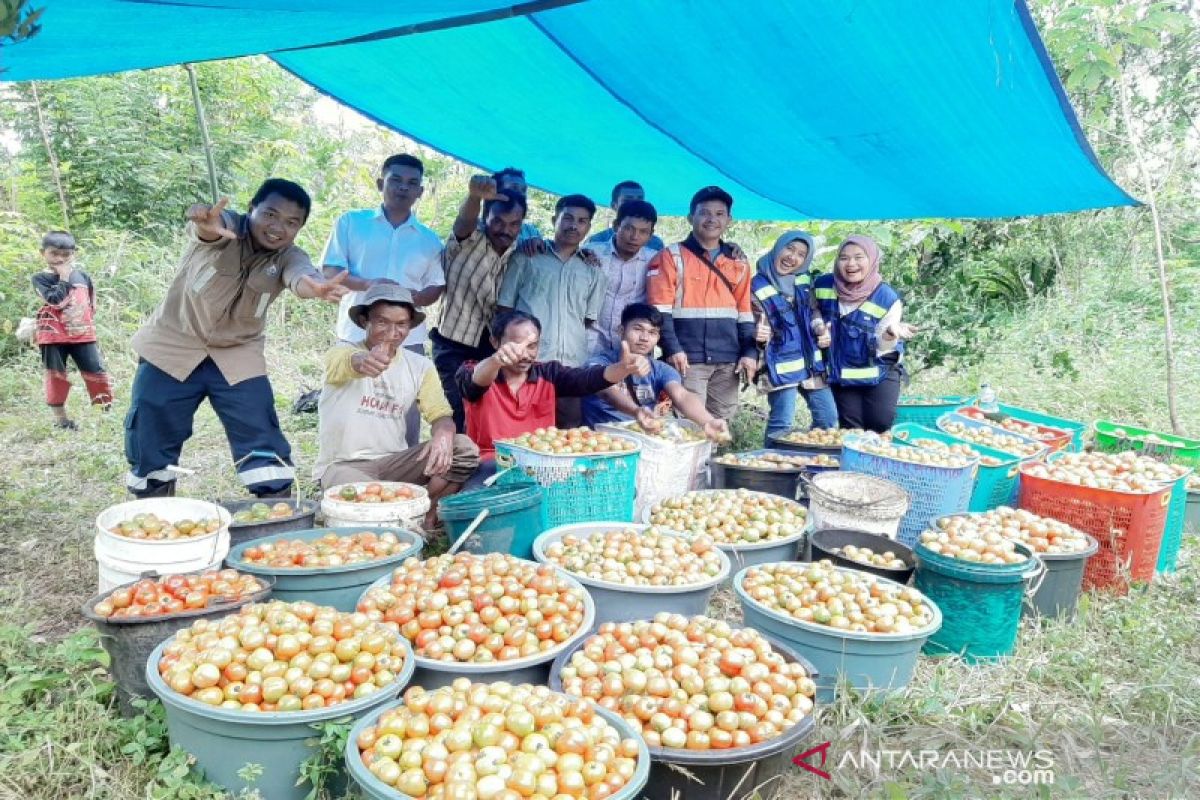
131, 211, 320, 385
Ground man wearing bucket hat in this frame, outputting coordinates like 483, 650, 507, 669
315, 284, 479, 533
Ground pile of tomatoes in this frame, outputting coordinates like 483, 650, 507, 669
714, 452, 838, 469
92, 569, 265, 619
939, 507, 1091, 555
231, 502, 296, 524
907, 437, 1004, 467
741, 561, 937, 635
918, 518, 1031, 565
356, 680, 643, 800
855, 440, 974, 469
941, 421, 1044, 458
331, 482, 419, 504
558, 613, 815, 751
108, 513, 222, 541
504, 427, 636, 455
1022, 451, 1187, 493
776, 428, 870, 447
540, 528, 726, 586
648, 489, 806, 546
155, 600, 409, 712
832, 545, 907, 569
959, 408, 1067, 442
358, 553, 589, 664
240, 530, 410, 569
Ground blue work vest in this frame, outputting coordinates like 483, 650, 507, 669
751, 272, 825, 387
813, 275, 903, 386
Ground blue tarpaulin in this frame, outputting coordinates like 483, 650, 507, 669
0, 0, 1136, 219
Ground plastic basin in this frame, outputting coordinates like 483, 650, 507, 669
734, 562, 941, 702
357, 566, 597, 691
709, 449, 839, 502
81, 574, 272, 716
914, 537, 1040, 662
220, 498, 319, 547
344, 693, 651, 800
437, 480, 546, 559
766, 432, 842, 457
224, 527, 423, 612
548, 633, 818, 800
808, 527, 916, 585
641, 490, 809, 577
145, 634, 414, 800
532, 522, 728, 625
1023, 535, 1098, 619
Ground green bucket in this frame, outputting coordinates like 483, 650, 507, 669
437, 481, 547, 559
915, 539, 1041, 662
1093, 420, 1200, 465
145, 635, 414, 800
223, 527, 423, 612
734, 563, 942, 702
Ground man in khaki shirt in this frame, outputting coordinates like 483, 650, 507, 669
125, 179, 349, 498
317, 284, 479, 531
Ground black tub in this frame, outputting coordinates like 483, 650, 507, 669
219, 498, 319, 547
808, 527, 916, 584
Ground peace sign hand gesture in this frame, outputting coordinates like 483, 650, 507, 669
186, 197, 238, 242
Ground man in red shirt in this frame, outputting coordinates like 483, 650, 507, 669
455, 310, 650, 480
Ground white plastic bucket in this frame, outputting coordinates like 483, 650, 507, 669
598, 422, 712, 521
320, 482, 430, 529
94, 498, 232, 593
806, 471, 910, 540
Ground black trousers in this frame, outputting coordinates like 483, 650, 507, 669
831, 363, 904, 433
430, 328, 494, 433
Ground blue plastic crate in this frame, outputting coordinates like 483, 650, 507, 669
937, 412, 1049, 461
892, 423, 1021, 512
495, 442, 639, 528
841, 434, 978, 547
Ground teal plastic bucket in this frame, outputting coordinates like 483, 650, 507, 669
438, 481, 546, 559
1157, 471, 1193, 573
224, 527, 423, 611
357, 568, 596, 691
734, 563, 942, 702
145, 635, 414, 800
345, 692, 652, 800
1023, 535, 1098, 619
914, 540, 1041, 662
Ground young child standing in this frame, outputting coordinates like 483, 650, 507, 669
31, 231, 113, 429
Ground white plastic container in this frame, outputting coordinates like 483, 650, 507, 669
93, 498, 232, 593
598, 421, 712, 520
320, 482, 430, 529
806, 471, 910, 540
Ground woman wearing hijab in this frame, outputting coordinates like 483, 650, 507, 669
812, 235, 917, 433
751, 231, 839, 445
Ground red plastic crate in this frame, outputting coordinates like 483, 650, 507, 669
1018, 467, 1169, 593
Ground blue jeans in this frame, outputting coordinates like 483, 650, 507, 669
764, 386, 839, 446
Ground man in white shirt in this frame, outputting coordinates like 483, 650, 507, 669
321, 153, 445, 444
587, 199, 659, 356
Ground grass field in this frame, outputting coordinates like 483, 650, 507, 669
1, 230, 1198, 799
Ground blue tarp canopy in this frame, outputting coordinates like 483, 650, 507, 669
0, 0, 1136, 219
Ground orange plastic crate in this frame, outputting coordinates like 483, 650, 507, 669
1017, 467, 1169, 593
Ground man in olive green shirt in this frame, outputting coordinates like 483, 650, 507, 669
125, 179, 349, 498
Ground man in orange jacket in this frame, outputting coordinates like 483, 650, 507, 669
646, 186, 757, 421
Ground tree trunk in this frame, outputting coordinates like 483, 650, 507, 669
30, 82, 71, 226
1106, 24, 1181, 434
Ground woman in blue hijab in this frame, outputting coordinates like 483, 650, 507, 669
751, 231, 838, 444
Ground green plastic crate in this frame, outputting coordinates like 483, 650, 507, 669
993, 403, 1087, 452
892, 423, 1021, 512
1158, 471, 1193, 573
1094, 420, 1200, 466
495, 442, 639, 528
894, 396, 971, 428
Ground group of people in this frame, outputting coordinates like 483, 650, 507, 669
30, 153, 917, 529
